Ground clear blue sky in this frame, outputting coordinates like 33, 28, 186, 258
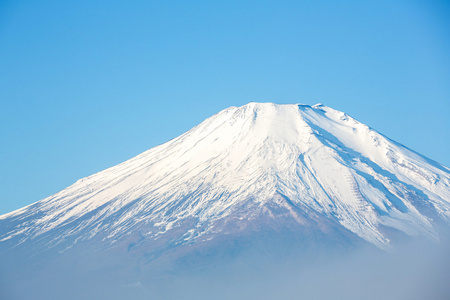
1, 0, 449, 214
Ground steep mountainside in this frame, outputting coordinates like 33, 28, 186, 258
1, 103, 449, 258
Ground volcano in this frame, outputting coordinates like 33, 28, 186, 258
1, 103, 450, 299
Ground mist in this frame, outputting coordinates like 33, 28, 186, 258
3, 234, 449, 300
138, 239, 450, 300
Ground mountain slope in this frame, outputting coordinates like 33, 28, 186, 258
1, 102, 449, 257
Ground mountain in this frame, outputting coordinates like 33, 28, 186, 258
1, 103, 450, 299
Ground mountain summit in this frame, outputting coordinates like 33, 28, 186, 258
1, 103, 450, 258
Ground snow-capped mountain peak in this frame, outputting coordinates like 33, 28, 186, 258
1, 103, 449, 252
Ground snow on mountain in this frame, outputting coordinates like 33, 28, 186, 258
1, 102, 449, 254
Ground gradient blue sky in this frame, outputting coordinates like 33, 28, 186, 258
1, 0, 449, 214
